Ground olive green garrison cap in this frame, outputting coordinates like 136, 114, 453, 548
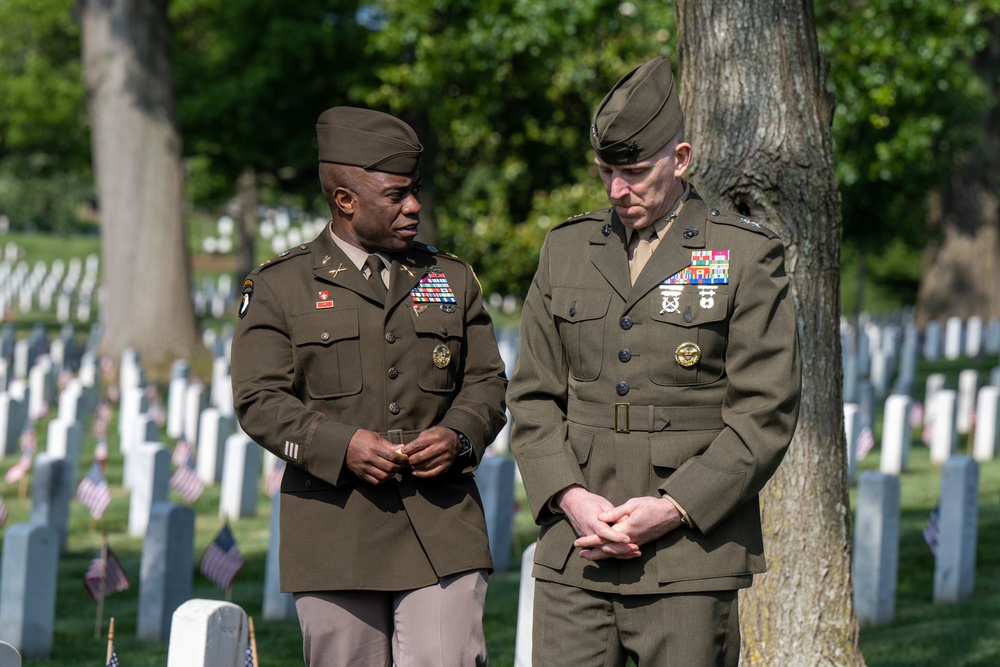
316, 106, 423, 174
590, 55, 683, 165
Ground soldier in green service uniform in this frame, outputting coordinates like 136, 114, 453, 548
508, 56, 801, 666
231, 106, 507, 667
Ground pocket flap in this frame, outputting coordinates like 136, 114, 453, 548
292, 309, 359, 346
553, 288, 611, 322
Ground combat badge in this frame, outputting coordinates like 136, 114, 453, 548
659, 285, 683, 314
432, 344, 452, 369
238, 279, 254, 319
675, 342, 701, 368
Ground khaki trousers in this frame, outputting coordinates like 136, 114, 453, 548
532, 579, 740, 667
294, 570, 489, 667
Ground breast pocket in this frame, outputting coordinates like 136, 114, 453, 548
647, 285, 729, 386
292, 309, 362, 398
413, 310, 465, 392
553, 288, 611, 381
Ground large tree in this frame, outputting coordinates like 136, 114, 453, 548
78, 0, 201, 364
676, 1, 865, 663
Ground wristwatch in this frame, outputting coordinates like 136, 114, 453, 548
455, 431, 472, 456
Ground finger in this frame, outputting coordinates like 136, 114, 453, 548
598, 502, 635, 523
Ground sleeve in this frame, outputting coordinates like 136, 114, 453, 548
230, 270, 358, 486
507, 238, 587, 524
435, 261, 510, 471
661, 235, 801, 533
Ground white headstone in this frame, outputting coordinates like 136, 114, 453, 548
879, 394, 913, 475
956, 369, 979, 435
965, 316, 983, 358
183, 383, 206, 447
475, 456, 517, 572
972, 386, 999, 461
167, 376, 188, 439
853, 472, 900, 628
197, 409, 236, 485
138, 502, 195, 642
0, 523, 58, 658
29, 454, 73, 554
166, 599, 248, 667
843, 403, 862, 486
923, 320, 941, 360
129, 444, 171, 537
944, 316, 963, 360
219, 433, 260, 520
933, 456, 979, 604
929, 390, 958, 464
56, 379, 83, 424
514, 542, 537, 667
0, 641, 21, 667
262, 492, 295, 620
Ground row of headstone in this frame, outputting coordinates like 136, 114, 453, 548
853, 456, 980, 628
0, 254, 100, 326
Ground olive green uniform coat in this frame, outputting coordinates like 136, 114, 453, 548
231, 227, 508, 593
508, 186, 800, 595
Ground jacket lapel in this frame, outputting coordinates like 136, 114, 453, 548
310, 229, 373, 300
589, 211, 631, 302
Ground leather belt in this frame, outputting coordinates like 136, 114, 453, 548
566, 397, 724, 434
380, 429, 423, 444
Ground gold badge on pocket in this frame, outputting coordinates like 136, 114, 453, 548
675, 342, 701, 368
432, 344, 452, 368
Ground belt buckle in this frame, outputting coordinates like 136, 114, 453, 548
614, 403, 630, 433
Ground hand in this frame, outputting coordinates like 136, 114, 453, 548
345, 429, 408, 484
400, 426, 460, 478
556, 486, 637, 561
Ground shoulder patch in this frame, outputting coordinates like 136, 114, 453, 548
707, 208, 778, 239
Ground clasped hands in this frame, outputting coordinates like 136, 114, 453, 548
346, 426, 460, 484
556, 485, 684, 561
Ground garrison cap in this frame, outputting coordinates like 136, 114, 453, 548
316, 106, 423, 174
590, 56, 683, 165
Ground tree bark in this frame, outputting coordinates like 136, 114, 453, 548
676, 1, 865, 664
79, 0, 201, 366
234, 165, 258, 286
915, 17, 1000, 325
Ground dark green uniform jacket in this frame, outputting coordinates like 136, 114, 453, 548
231, 226, 508, 593
508, 186, 800, 595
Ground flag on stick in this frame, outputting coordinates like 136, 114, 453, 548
106, 616, 118, 667
200, 523, 245, 591
172, 439, 193, 467
170, 455, 204, 504
77, 462, 112, 520
4, 452, 32, 485
855, 424, 875, 460
247, 616, 258, 667
0, 496, 8, 528
84, 545, 131, 601
923, 506, 941, 557
265, 459, 286, 497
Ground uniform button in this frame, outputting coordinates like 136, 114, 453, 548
304, 479, 312, 488
620, 316, 633, 330
616, 381, 629, 396
389, 403, 401, 415
683, 312, 693, 323
386, 332, 396, 343
320, 331, 330, 341
711, 208, 720, 216
299, 244, 309, 250
618, 349, 631, 363
388, 368, 399, 379
440, 326, 448, 336
569, 307, 577, 317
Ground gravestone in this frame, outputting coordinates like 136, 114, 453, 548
29, 454, 73, 554
843, 403, 862, 486
973, 386, 999, 461
118, 385, 148, 453
196, 408, 236, 485
893, 324, 920, 396
986, 317, 1000, 355
879, 395, 912, 475
966, 316, 983, 358
138, 502, 195, 642
923, 373, 947, 427
219, 433, 260, 520
842, 345, 859, 404
129, 444, 171, 537
183, 383, 206, 447
853, 472, 900, 628
992, 366, 1000, 389
45, 418, 83, 475
929, 390, 958, 464
262, 492, 295, 620
923, 320, 941, 361
123, 415, 160, 489
0, 641, 20, 667
26, 357, 52, 421
56, 380, 84, 424
933, 456, 979, 604
514, 542, 537, 667
944, 316, 964, 360
0, 390, 28, 456
167, 373, 188, 439
956, 369, 979, 435
0, 523, 58, 658
475, 456, 516, 572
211, 357, 233, 417
166, 599, 248, 667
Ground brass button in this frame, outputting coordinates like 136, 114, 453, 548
440, 326, 448, 336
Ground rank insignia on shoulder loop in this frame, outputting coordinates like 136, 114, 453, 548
238, 279, 254, 319
675, 342, 701, 368
740, 217, 762, 228
432, 344, 452, 369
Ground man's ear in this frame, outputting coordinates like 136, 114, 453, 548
673, 142, 693, 178
333, 187, 356, 216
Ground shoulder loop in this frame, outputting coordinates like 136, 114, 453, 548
257, 243, 311, 271
706, 208, 778, 239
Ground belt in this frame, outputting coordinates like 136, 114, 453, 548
380, 429, 423, 445
566, 397, 724, 433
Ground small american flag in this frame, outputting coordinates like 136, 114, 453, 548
107, 644, 119, 667
909, 402, 924, 429
170, 456, 204, 504
265, 459, 286, 497
4, 453, 32, 485
923, 506, 940, 558
246, 643, 255, 667
19, 424, 36, 454
172, 439, 193, 467
200, 523, 245, 590
84, 546, 131, 601
94, 440, 109, 463
0, 496, 8, 528
77, 462, 112, 519
855, 424, 875, 460
146, 383, 166, 427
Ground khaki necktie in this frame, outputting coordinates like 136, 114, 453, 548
628, 226, 657, 285
365, 255, 388, 303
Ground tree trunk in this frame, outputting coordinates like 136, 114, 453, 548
234, 165, 259, 286
915, 17, 1000, 325
79, 0, 201, 367
676, 1, 865, 664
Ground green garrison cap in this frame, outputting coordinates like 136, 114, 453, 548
590, 56, 683, 165
316, 106, 423, 174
